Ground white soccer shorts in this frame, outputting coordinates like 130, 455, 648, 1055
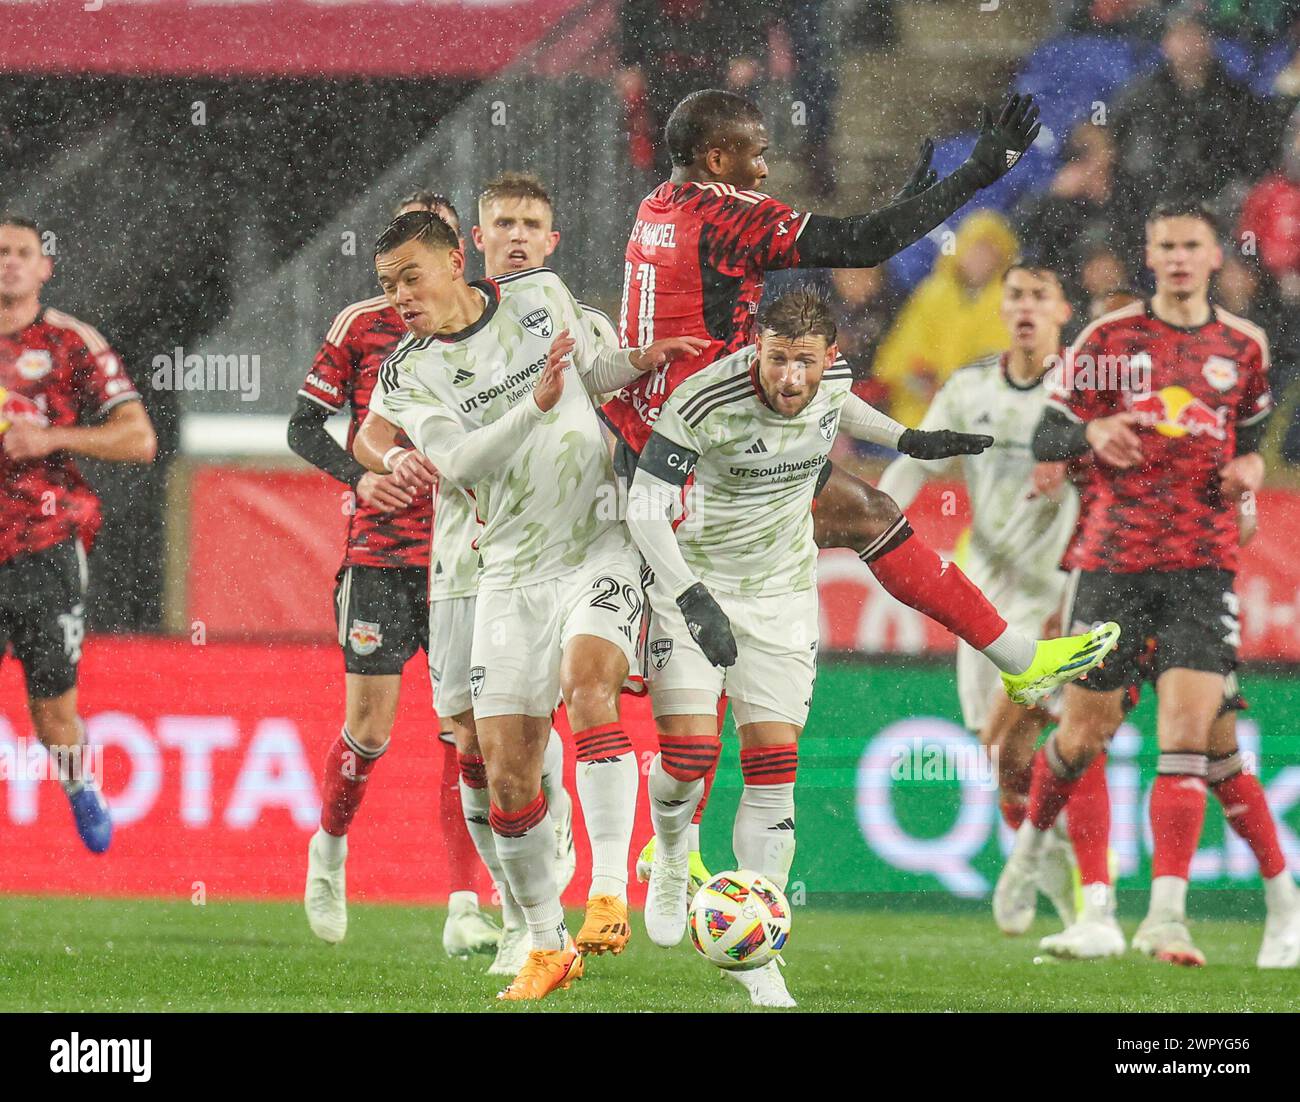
428, 594, 477, 719
469, 549, 644, 718
645, 584, 819, 728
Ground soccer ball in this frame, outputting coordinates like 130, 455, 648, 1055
687, 869, 790, 972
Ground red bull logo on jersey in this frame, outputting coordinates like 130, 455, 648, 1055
1126, 386, 1229, 440
0, 386, 47, 434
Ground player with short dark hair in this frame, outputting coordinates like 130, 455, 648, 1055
614, 90, 1120, 880
367, 209, 706, 1000
292, 191, 510, 960
999, 199, 1276, 966
0, 213, 157, 854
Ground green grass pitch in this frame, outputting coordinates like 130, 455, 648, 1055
2, 895, 1298, 1012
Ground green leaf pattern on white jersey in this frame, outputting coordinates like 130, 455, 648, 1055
373, 269, 629, 592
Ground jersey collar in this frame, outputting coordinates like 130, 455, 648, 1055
1144, 297, 1215, 333
1001, 350, 1051, 392
435, 279, 499, 343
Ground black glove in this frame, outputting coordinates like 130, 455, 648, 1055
966, 93, 1041, 187
897, 428, 994, 460
676, 582, 737, 668
891, 139, 937, 203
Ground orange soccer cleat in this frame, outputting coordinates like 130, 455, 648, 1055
496, 943, 584, 1002
574, 894, 631, 955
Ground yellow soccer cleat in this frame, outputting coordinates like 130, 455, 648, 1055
1001, 622, 1121, 707
574, 894, 631, 955
687, 851, 712, 896
496, 942, 584, 1001
636, 835, 713, 896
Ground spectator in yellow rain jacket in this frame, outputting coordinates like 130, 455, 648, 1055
873, 209, 1018, 427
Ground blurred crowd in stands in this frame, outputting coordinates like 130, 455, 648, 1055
620, 0, 1300, 463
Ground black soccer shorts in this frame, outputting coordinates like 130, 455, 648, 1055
333, 564, 429, 676
0, 538, 88, 699
1066, 567, 1238, 694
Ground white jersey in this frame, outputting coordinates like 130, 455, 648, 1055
426, 298, 618, 602
374, 268, 632, 592
644, 345, 855, 596
878, 351, 1077, 606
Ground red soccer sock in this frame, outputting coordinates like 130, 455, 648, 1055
319, 727, 386, 836
739, 743, 799, 786
690, 694, 729, 825
1213, 768, 1287, 880
1027, 743, 1080, 832
1150, 768, 1208, 880
867, 531, 1006, 650
1000, 797, 1027, 830
1000, 760, 1032, 829
1066, 753, 1111, 886
439, 737, 479, 890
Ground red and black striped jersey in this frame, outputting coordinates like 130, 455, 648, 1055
1, 308, 136, 563
300, 297, 432, 570
1050, 300, 1271, 574
603, 180, 809, 452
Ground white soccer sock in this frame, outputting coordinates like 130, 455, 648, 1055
459, 780, 523, 929
314, 827, 347, 864
539, 728, 565, 809
1148, 874, 1189, 923
576, 753, 638, 900
733, 782, 796, 892
981, 626, 1037, 676
687, 821, 702, 854
1264, 871, 1298, 915
492, 803, 566, 951
647, 754, 704, 861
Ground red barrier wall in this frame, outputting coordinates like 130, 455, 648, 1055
188, 467, 1300, 660
0, 637, 659, 904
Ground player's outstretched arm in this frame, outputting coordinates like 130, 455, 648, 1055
795, 93, 1041, 270
577, 335, 711, 396
3, 399, 156, 464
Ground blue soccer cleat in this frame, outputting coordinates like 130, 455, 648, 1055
67, 779, 113, 854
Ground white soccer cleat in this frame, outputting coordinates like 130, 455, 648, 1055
553, 790, 577, 897
1038, 821, 1078, 930
1039, 917, 1125, 960
442, 891, 502, 958
993, 828, 1042, 936
1132, 918, 1205, 967
725, 960, 796, 1008
487, 924, 532, 976
1258, 903, 1300, 969
644, 842, 690, 948
304, 829, 348, 944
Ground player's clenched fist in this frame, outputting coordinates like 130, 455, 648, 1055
534, 329, 575, 412
676, 582, 738, 668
